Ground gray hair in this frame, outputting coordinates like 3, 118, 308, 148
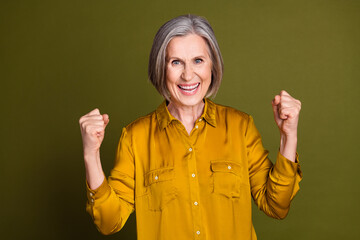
148, 14, 224, 100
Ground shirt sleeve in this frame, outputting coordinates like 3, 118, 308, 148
246, 115, 302, 219
86, 128, 135, 235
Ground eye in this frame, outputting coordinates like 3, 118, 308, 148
195, 58, 203, 64
171, 60, 181, 65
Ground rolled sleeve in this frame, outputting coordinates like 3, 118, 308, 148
272, 152, 302, 179
247, 115, 303, 219
86, 177, 111, 207
272, 152, 303, 200
85, 128, 135, 235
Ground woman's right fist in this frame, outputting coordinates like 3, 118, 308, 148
79, 108, 109, 154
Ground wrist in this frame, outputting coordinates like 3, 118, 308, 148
280, 133, 297, 144
280, 134, 297, 162
83, 149, 100, 163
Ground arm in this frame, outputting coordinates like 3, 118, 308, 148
79, 109, 134, 235
248, 91, 302, 219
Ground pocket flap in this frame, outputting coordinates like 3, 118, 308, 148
211, 161, 242, 175
145, 167, 174, 187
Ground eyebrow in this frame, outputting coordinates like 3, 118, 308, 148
166, 55, 208, 62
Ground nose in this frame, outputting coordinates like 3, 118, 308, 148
181, 63, 194, 81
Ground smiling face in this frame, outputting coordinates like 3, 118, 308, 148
165, 34, 212, 109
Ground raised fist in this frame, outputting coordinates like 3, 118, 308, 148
272, 90, 301, 137
79, 108, 109, 154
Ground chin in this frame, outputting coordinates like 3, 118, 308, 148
177, 96, 204, 107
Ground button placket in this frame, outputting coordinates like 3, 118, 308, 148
185, 140, 203, 240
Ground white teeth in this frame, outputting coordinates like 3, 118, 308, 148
178, 83, 200, 91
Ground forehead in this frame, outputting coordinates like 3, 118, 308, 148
166, 34, 210, 57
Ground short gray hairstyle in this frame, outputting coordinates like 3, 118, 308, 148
148, 14, 224, 100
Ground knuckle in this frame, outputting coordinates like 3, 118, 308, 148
85, 126, 93, 134
79, 116, 85, 124
80, 120, 88, 128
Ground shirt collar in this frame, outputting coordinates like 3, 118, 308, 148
203, 98, 217, 127
156, 98, 217, 130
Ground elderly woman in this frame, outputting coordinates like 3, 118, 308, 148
79, 14, 302, 240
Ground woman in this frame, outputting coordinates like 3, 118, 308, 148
79, 14, 302, 240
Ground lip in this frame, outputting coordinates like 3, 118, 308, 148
177, 83, 200, 95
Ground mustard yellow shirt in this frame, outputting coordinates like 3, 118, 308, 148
86, 99, 302, 240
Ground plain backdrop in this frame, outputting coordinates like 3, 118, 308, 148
1, 0, 359, 239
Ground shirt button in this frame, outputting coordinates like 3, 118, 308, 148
89, 192, 94, 197
189, 148, 193, 152
196, 230, 200, 235
192, 173, 196, 178
154, 175, 159, 180
194, 201, 198, 206
228, 165, 232, 170
90, 199, 94, 203
199, 119, 202, 122
195, 125, 198, 129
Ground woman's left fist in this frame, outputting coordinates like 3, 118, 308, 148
271, 90, 301, 137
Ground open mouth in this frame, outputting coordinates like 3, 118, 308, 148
177, 83, 200, 93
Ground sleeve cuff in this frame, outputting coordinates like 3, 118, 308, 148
86, 176, 111, 203
274, 151, 303, 179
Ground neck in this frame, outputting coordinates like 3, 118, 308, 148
167, 100, 205, 134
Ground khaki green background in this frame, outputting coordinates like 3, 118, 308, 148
1, 0, 359, 239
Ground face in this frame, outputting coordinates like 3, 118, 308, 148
165, 34, 212, 108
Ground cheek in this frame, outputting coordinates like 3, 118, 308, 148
200, 66, 212, 83
166, 67, 179, 84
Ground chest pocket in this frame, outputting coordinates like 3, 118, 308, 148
211, 161, 243, 198
145, 167, 177, 211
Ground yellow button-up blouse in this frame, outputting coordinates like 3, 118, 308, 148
86, 99, 302, 240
